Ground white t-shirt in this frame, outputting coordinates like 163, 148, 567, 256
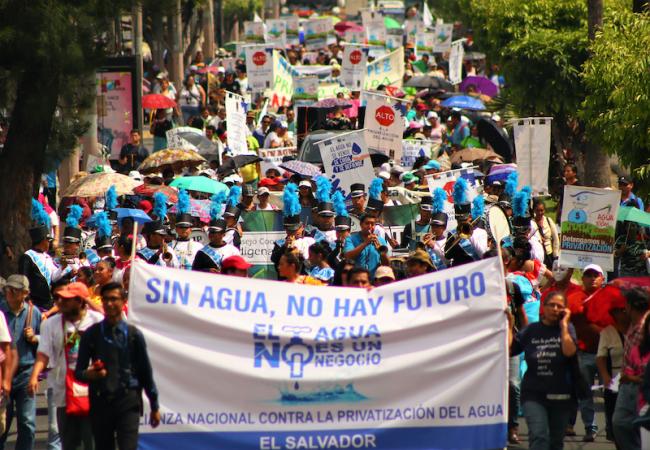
0, 314, 11, 343
597, 325, 624, 379
37, 311, 104, 407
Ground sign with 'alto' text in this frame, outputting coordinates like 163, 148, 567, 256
341, 45, 369, 90
130, 257, 508, 450
364, 93, 407, 160
245, 45, 274, 92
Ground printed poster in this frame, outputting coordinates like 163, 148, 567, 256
259, 146, 297, 175
245, 45, 274, 92
364, 93, 407, 160
361, 10, 387, 47
433, 23, 453, 53
513, 118, 552, 195
96, 71, 133, 159
559, 186, 620, 271
341, 45, 369, 90
449, 40, 465, 85
265, 19, 287, 48
304, 18, 332, 50
293, 76, 319, 101
401, 140, 435, 169
416, 32, 435, 55
285, 17, 300, 46
225, 92, 249, 155
345, 29, 366, 45
365, 47, 405, 90
244, 21, 266, 43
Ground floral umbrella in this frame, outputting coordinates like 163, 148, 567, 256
169, 199, 211, 223
61, 173, 142, 198
138, 149, 206, 174
133, 184, 179, 203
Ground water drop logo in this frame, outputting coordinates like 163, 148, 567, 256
351, 142, 362, 155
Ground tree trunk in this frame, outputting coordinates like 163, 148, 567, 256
202, 0, 215, 62
169, 0, 184, 93
0, 70, 60, 276
587, 0, 604, 41
150, 9, 166, 70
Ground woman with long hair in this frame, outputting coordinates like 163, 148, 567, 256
277, 250, 322, 285
308, 242, 334, 285
532, 198, 559, 268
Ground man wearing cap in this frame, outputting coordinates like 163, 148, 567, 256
306, 202, 338, 248
618, 176, 644, 210
171, 213, 203, 271
406, 249, 436, 277
445, 199, 488, 267
400, 173, 419, 191
254, 187, 278, 211
348, 183, 367, 219
413, 103, 428, 127
0, 275, 40, 450
56, 220, 88, 281
328, 213, 353, 268
423, 159, 441, 176
221, 255, 252, 277
238, 185, 257, 212
423, 208, 449, 270
373, 266, 396, 287
192, 218, 241, 273
343, 214, 389, 279
137, 221, 179, 268
566, 264, 606, 442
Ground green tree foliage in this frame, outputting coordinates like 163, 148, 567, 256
223, 0, 262, 24
581, 10, 650, 189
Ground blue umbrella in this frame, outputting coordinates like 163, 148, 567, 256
441, 95, 486, 111
113, 208, 153, 225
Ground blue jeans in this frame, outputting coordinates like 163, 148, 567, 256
0, 385, 36, 450
509, 355, 521, 430
578, 350, 598, 433
523, 400, 572, 450
613, 382, 641, 450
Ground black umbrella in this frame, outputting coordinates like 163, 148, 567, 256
216, 153, 261, 175
404, 76, 453, 91
477, 118, 514, 163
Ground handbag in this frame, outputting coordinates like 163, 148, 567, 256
62, 319, 90, 416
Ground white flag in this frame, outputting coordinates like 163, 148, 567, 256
423, 2, 434, 28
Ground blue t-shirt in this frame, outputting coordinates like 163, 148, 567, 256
621, 193, 644, 210
450, 123, 470, 146
344, 232, 387, 278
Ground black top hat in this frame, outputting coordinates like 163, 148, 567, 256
223, 205, 241, 220
317, 201, 335, 217
350, 183, 365, 198
94, 235, 113, 250
283, 214, 302, 231
143, 220, 166, 235
208, 219, 227, 233
420, 196, 433, 211
512, 216, 531, 230
497, 193, 512, 209
335, 215, 352, 231
454, 202, 471, 217
108, 210, 118, 224
62, 226, 82, 244
366, 198, 384, 212
29, 225, 50, 244
175, 213, 193, 228
431, 212, 448, 226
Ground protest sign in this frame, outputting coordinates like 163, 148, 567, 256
292, 65, 333, 80
365, 47, 405, 90
362, 10, 387, 47
165, 127, 202, 152
386, 30, 403, 51
96, 71, 133, 159
265, 19, 287, 48
244, 21, 266, 43
426, 168, 479, 232
131, 256, 508, 450
341, 45, 369, 90
416, 32, 435, 55
559, 186, 620, 271
235, 41, 247, 59
449, 40, 465, 85
240, 231, 286, 265
317, 83, 350, 101
245, 45, 274, 92
317, 130, 374, 199
364, 93, 407, 160
304, 18, 332, 50
266, 51, 294, 108
285, 17, 300, 46
433, 23, 453, 53
401, 140, 434, 169
404, 19, 420, 44
513, 118, 552, 195
293, 76, 319, 101
345, 29, 366, 44
259, 146, 297, 175
225, 92, 249, 155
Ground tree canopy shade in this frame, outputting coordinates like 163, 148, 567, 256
581, 10, 650, 191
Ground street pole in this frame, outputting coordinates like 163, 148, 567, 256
133, 1, 144, 133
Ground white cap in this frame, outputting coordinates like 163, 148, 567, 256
378, 171, 390, 180
258, 187, 270, 195
492, 114, 501, 122
427, 111, 439, 119
223, 174, 243, 184
461, 115, 470, 124
299, 180, 312, 188
583, 264, 604, 276
128, 170, 143, 181
217, 67, 226, 73
278, 121, 288, 129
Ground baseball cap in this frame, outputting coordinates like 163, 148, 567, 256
583, 264, 604, 276
424, 160, 441, 171
5, 274, 29, 291
378, 171, 390, 180
416, 103, 428, 112
374, 266, 395, 281
618, 176, 633, 185
258, 187, 270, 196
57, 282, 90, 300
299, 180, 312, 189
221, 255, 252, 271
427, 111, 439, 120
259, 177, 280, 188
401, 172, 419, 184
217, 67, 226, 74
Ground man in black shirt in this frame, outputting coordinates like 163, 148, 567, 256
75, 282, 160, 450
118, 129, 149, 174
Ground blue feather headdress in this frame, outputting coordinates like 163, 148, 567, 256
177, 189, 191, 215
452, 177, 469, 205
512, 186, 532, 218
105, 185, 118, 210
369, 177, 383, 201
66, 204, 83, 228
95, 211, 112, 239
31, 199, 51, 229
332, 190, 348, 217
283, 183, 301, 217
432, 187, 447, 214
505, 172, 518, 199
315, 176, 332, 203
152, 192, 168, 220
472, 195, 485, 219
227, 186, 241, 208
210, 191, 227, 221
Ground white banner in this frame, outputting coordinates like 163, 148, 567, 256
259, 146, 297, 175
225, 92, 249, 155
244, 21, 266, 43
449, 40, 465, 85
365, 47, 405, 90
317, 130, 374, 199
385, 31, 403, 51
416, 32, 435, 55
265, 19, 287, 48
285, 17, 300, 46
240, 231, 285, 264
245, 45, 274, 92
293, 76, 319, 101
341, 45, 369, 90
433, 23, 453, 53
266, 51, 295, 108
345, 29, 366, 45
513, 118, 552, 195
364, 93, 407, 160
559, 186, 620, 271
362, 10, 387, 47
304, 18, 332, 50
401, 140, 434, 169
131, 257, 508, 449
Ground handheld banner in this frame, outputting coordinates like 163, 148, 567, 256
293, 76, 319, 101
317, 130, 374, 199
416, 32, 435, 55
304, 18, 332, 50
364, 93, 407, 160
131, 256, 508, 450
266, 19, 287, 48
259, 146, 297, 175
245, 45, 274, 92
244, 21, 266, 43
449, 40, 465, 85
225, 92, 249, 155
402, 140, 435, 169
285, 17, 300, 46
317, 83, 350, 101
345, 29, 366, 45
513, 118, 552, 195
265, 51, 295, 108
365, 47, 405, 90
362, 10, 387, 47
559, 186, 620, 271
341, 45, 369, 90
426, 168, 479, 232
433, 23, 453, 53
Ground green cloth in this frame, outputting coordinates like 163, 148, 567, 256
461, 136, 481, 149
412, 60, 428, 74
